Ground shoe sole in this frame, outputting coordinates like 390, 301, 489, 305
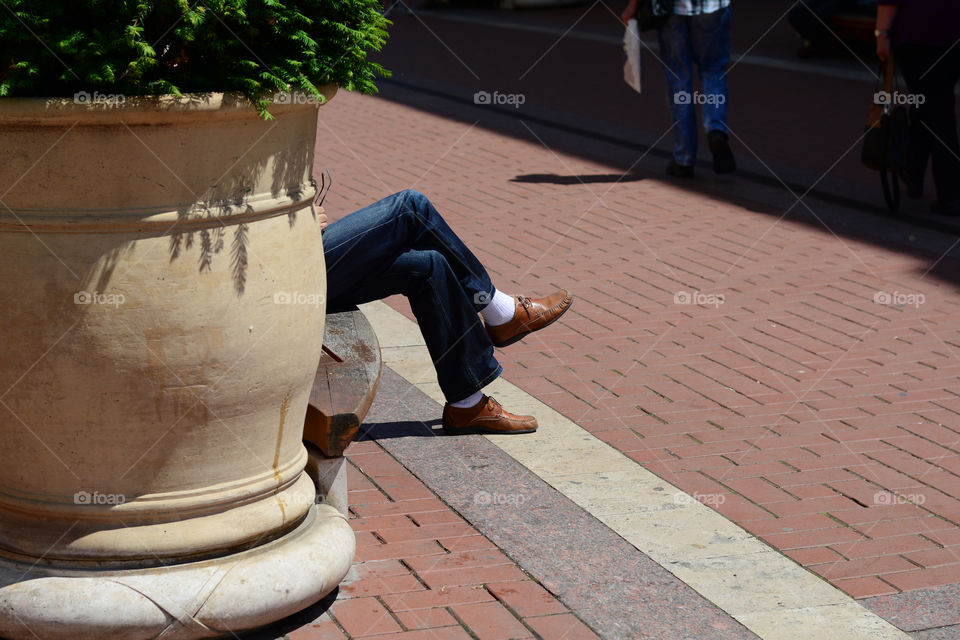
442, 424, 538, 435
491, 294, 573, 348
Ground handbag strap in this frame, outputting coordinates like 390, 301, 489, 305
883, 56, 894, 96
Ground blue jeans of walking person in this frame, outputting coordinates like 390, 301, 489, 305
658, 6, 732, 168
323, 189, 502, 404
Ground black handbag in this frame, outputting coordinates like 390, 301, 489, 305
861, 57, 910, 212
635, 0, 673, 31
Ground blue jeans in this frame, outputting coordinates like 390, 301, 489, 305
323, 190, 502, 403
658, 6, 732, 166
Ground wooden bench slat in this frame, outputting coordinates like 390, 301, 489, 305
303, 309, 382, 457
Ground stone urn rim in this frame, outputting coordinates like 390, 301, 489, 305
0, 86, 338, 125
0, 88, 338, 232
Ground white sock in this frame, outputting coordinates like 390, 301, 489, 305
480, 288, 516, 326
449, 390, 484, 408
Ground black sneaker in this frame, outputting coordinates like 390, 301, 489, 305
666, 160, 695, 178
707, 130, 736, 174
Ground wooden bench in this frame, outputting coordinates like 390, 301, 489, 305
303, 308, 382, 516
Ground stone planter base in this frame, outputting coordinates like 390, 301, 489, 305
0, 504, 354, 639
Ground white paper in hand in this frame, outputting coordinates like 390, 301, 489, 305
623, 18, 642, 94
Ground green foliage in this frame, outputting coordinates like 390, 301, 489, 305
0, 0, 390, 116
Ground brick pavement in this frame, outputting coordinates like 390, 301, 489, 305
279, 440, 603, 640
313, 87, 960, 601
253, 368, 758, 640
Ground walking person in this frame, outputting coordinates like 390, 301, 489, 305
876, 0, 960, 215
622, 0, 736, 178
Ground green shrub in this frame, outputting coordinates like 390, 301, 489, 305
0, 0, 390, 116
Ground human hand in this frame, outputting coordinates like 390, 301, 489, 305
876, 32, 891, 61
317, 206, 328, 231
621, 0, 637, 25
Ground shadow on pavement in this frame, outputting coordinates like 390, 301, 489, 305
235, 587, 339, 639
511, 172, 646, 184
356, 419, 444, 441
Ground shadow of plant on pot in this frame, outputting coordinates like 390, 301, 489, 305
165, 120, 323, 294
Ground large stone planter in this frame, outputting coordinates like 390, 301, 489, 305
0, 91, 353, 638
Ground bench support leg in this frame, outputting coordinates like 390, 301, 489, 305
305, 442, 349, 518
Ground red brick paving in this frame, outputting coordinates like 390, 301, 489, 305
292, 447, 602, 640
314, 88, 960, 600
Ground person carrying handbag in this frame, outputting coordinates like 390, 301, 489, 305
876, 0, 960, 216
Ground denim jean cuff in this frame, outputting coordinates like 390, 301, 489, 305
444, 363, 502, 404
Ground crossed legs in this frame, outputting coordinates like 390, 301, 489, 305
322, 189, 572, 433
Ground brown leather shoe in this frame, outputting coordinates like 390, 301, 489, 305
442, 395, 538, 435
486, 289, 572, 348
